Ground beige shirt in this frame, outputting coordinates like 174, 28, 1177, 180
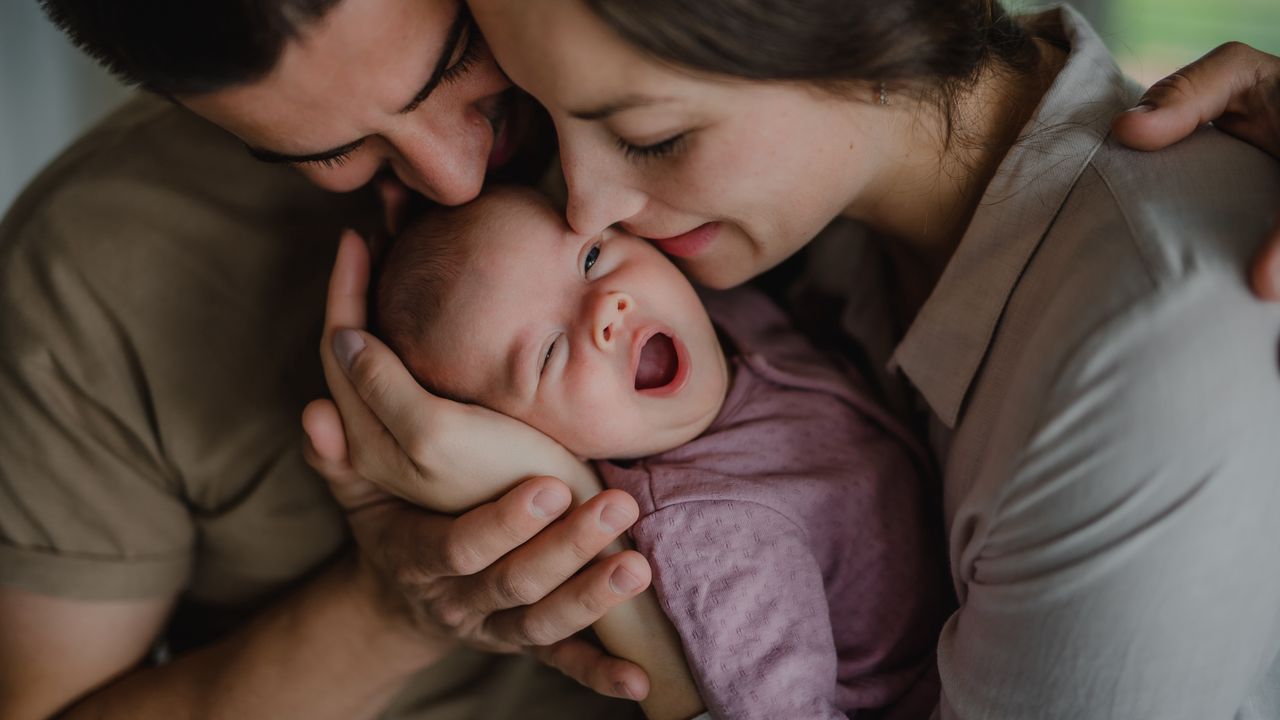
825, 7, 1280, 719
0, 95, 634, 719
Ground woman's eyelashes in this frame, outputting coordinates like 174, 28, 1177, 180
616, 132, 688, 162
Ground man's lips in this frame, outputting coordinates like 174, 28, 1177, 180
487, 112, 517, 170
485, 91, 520, 170
631, 327, 690, 396
648, 222, 720, 259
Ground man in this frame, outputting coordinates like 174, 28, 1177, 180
2, 1, 1277, 717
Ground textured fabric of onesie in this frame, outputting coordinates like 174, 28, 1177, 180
598, 286, 950, 720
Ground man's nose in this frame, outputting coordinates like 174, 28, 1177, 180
387, 121, 488, 206
590, 291, 635, 352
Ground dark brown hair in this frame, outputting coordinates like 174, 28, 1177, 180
374, 203, 478, 398
40, 0, 342, 95
586, 0, 1038, 124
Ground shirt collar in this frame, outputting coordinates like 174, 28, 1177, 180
888, 5, 1133, 428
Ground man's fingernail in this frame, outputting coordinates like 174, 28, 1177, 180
530, 489, 569, 519
609, 565, 643, 595
598, 503, 633, 534
332, 329, 365, 371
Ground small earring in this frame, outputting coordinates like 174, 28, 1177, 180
878, 82, 889, 107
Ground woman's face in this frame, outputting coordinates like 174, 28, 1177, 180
182, 0, 526, 206
470, 0, 896, 288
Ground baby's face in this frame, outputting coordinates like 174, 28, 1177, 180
418, 191, 729, 459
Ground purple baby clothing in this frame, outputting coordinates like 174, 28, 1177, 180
597, 287, 948, 720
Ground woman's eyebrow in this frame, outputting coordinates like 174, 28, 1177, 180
243, 3, 473, 164
570, 95, 675, 121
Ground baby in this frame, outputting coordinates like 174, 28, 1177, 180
375, 186, 949, 720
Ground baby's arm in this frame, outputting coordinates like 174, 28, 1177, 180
359, 395, 703, 719
468, 439, 705, 720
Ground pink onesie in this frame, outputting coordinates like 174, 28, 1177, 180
597, 287, 949, 720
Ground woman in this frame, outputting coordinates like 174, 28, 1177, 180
323, 1, 1280, 717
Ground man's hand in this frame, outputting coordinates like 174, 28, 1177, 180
307, 230, 654, 700
1112, 42, 1280, 299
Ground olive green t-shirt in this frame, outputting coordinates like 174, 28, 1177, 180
0, 94, 634, 719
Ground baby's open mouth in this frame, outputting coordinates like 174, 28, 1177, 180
635, 332, 679, 390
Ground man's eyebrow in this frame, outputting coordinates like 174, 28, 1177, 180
398, 3, 473, 115
569, 95, 674, 121
242, 4, 472, 165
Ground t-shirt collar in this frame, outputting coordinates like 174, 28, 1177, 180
888, 5, 1132, 428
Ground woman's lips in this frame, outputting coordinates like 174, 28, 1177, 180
649, 222, 720, 259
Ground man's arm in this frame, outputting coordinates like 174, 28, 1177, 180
1112, 42, 1280, 298
0, 556, 444, 720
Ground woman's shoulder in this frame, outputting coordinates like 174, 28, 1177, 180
1081, 126, 1280, 287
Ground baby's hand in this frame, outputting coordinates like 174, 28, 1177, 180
332, 326, 599, 512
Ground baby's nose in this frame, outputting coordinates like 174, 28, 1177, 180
591, 291, 634, 351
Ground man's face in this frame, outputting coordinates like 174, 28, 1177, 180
415, 189, 729, 459
182, 0, 531, 205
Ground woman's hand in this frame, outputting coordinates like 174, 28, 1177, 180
309, 230, 654, 700
1111, 42, 1280, 298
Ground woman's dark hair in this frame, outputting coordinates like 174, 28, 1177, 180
586, 0, 1038, 127
40, 0, 342, 96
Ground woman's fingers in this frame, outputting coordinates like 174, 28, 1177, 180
1112, 42, 1280, 157
530, 637, 651, 701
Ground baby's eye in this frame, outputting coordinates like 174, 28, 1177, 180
584, 244, 600, 275
540, 337, 558, 376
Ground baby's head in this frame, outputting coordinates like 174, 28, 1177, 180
377, 186, 728, 459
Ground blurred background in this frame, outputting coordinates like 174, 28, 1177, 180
1, 0, 1277, 215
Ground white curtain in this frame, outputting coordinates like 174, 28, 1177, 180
0, 2, 131, 215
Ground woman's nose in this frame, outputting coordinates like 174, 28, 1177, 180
590, 291, 635, 352
561, 142, 647, 236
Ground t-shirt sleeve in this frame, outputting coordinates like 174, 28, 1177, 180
0, 238, 194, 600
935, 276, 1280, 719
631, 499, 847, 720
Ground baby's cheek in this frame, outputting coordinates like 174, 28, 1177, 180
550, 388, 637, 459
